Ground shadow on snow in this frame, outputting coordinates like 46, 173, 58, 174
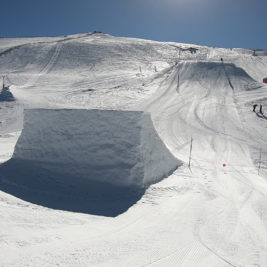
0, 159, 145, 217
256, 112, 267, 120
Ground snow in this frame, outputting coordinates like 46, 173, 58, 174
0, 32, 267, 266
2, 108, 179, 187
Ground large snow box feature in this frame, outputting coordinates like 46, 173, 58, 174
3, 109, 180, 188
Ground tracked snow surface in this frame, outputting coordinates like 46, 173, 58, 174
0, 32, 267, 266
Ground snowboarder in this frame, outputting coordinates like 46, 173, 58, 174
259, 104, 263, 114
220, 58, 223, 62
253, 104, 258, 112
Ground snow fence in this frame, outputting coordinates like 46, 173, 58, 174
10, 109, 180, 188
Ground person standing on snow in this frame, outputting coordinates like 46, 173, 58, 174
253, 104, 258, 112
259, 104, 263, 114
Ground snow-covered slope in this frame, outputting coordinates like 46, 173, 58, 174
0, 32, 267, 266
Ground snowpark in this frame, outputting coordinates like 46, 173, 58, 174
0, 32, 267, 266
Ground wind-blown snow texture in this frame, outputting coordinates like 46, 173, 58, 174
0, 32, 267, 266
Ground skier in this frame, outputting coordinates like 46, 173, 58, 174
259, 104, 263, 114
220, 58, 223, 62
253, 104, 258, 112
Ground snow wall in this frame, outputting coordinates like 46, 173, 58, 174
10, 109, 180, 188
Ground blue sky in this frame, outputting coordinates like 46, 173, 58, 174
1, 0, 266, 49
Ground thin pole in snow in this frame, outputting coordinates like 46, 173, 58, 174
258, 148, 262, 175
177, 71, 180, 92
189, 137, 193, 172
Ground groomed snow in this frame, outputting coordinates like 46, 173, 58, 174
0, 32, 267, 266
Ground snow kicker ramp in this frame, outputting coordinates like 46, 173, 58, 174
0, 109, 180, 216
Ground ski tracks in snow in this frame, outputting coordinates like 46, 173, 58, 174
135, 60, 267, 266
21, 42, 63, 89
1, 36, 267, 266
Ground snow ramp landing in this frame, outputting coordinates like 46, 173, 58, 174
0, 109, 180, 216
